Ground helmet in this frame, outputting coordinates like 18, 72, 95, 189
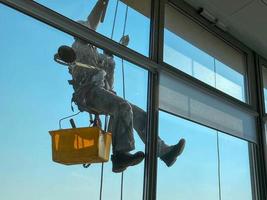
57, 45, 76, 64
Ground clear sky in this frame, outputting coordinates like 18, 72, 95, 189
0, 1, 252, 200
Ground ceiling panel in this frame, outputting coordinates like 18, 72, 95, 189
185, 0, 253, 16
228, 0, 267, 58
183, 0, 267, 59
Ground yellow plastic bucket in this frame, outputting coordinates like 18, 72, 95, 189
49, 127, 112, 165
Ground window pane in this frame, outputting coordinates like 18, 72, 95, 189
109, 59, 148, 200
219, 133, 253, 200
215, 60, 245, 101
0, 5, 147, 200
157, 111, 219, 200
35, 0, 151, 56
159, 71, 257, 143
157, 111, 253, 200
164, 4, 246, 102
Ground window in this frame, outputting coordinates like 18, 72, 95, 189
0, 1, 263, 200
218, 132, 253, 200
164, 4, 247, 102
157, 111, 253, 200
159, 71, 257, 143
0, 4, 148, 200
159, 4, 256, 194
35, 0, 151, 56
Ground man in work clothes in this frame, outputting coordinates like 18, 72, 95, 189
54, 0, 185, 172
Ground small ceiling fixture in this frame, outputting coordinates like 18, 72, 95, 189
199, 8, 217, 23
199, 8, 228, 32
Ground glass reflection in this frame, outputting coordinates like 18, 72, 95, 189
158, 111, 219, 200
0, 4, 147, 200
157, 111, 253, 200
36, 0, 151, 56
164, 13, 246, 102
219, 133, 252, 200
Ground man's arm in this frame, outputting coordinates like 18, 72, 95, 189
86, 0, 109, 31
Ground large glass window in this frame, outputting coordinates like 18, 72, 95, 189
0, 1, 259, 200
0, 4, 148, 200
157, 111, 219, 200
164, 4, 247, 102
157, 111, 253, 200
159, 71, 257, 143
35, 0, 151, 56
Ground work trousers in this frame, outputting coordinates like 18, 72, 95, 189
75, 85, 169, 156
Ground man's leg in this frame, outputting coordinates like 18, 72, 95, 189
82, 87, 144, 172
84, 87, 135, 152
84, 0, 108, 31
130, 104, 186, 167
130, 104, 169, 156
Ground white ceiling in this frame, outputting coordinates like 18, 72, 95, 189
183, 0, 267, 59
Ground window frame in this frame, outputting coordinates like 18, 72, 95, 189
259, 58, 267, 115
1, 0, 267, 199
254, 56, 267, 200
162, 0, 257, 109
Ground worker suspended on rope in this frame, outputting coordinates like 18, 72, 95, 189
54, 0, 185, 173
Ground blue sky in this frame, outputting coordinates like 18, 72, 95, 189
0, 1, 252, 200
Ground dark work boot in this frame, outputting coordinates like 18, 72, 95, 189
160, 139, 186, 167
111, 151, 145, 173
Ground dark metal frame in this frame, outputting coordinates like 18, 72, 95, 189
1, 0, 267, 199
254, 55, 267, 199
143, 0, 161, 199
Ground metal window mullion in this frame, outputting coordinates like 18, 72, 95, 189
144, 71, 159, 200
247, 51, 258, 110
157, 0, 166, 64
252, 54, 267, 200
143, 0, 163, 200
249, 143, 260, 200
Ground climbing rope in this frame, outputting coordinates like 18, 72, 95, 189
216, 132, 222, 200
98, 1, 120, 200
97, 2, 129, 200
120, 4, 129, 200
99, 162, 105, 200
111, 0, 119, 40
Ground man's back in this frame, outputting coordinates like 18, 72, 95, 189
71, 39, 115, 90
